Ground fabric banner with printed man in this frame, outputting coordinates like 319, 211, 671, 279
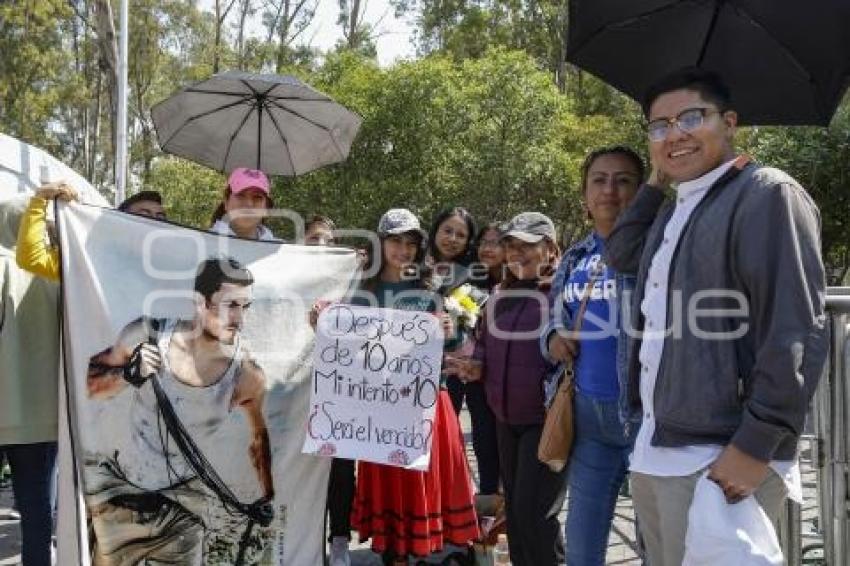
57, 202, 358, 565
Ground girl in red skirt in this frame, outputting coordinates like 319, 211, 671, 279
350, 209, 480, 564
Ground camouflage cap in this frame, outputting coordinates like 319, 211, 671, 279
377, 208, 426, 239
502, 212, 557, 244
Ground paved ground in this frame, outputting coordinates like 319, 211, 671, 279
0, 483, 21, 566
343, 409, 641, 565
0, 411, 824, 565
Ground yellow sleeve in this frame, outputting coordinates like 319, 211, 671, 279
16, 196, 60, 281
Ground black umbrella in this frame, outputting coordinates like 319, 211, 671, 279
567, 0, 850, 125
152, 71, 362, 175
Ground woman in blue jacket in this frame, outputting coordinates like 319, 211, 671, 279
541, 146, 644, 565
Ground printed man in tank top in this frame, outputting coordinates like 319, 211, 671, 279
84, 257, 274, 565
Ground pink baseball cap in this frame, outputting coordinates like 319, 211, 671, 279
228, 167, 270, 195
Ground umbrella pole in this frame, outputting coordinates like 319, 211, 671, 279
256, 98, 263, 171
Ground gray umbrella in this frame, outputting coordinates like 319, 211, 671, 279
152, 71, 362, 175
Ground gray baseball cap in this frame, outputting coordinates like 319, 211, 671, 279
502, 212, 557, 244
377, 208, 426, 238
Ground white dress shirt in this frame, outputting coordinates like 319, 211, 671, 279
629, 158, 801, 502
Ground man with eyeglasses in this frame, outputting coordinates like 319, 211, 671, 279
607, 68, 827, 565
84, 257, 274, 564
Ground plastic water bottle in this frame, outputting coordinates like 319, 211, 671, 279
494, 533, 510, 565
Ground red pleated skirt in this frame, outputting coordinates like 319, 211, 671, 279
352, 390, 480, 557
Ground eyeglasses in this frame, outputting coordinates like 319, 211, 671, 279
646, 107, 722, 142
479, 239, 501, 248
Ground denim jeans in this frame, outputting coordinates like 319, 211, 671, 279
1, 442, 57, 566
565, 391, 634, 566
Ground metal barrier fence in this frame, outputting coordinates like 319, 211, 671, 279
780, 287, 850, 565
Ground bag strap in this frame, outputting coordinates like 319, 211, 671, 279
568, 263, 604, 336
559, 263, 603, 383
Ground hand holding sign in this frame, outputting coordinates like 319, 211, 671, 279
308, 299, 333, 329
436, 312, 455, 339
443, 355, 482, 383
303, 305, 445, 470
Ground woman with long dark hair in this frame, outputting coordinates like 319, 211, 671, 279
426, 207, 478, 408
427, 206, 476, 285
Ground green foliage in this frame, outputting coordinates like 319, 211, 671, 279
1, 1, 846, 278
128, 0, 218, 180
0, 0, 77, 153
398, 1, 565, 75
146, 158, 224, 228
254, 48, 645, 245
740, 96, 850, 283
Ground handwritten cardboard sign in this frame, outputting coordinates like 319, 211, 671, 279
302, 304, 444, 470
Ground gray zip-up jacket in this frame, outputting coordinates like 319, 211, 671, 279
606, 157, 828, 462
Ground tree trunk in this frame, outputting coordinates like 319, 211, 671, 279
90, 74, 102, 186
556, 0, 568, 93
236, 0, 252, 67
93, 0, 118, 185
339, 0, 364, 49
275, 0, 293, 72
214, 0, 222, 72
81, 0, 93, 179
348, 0, 362, 49
71, 1, 84, 169
263, 0, 316, 71
213, 0, 238, 73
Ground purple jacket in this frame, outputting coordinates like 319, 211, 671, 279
474, 283, 551, 425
